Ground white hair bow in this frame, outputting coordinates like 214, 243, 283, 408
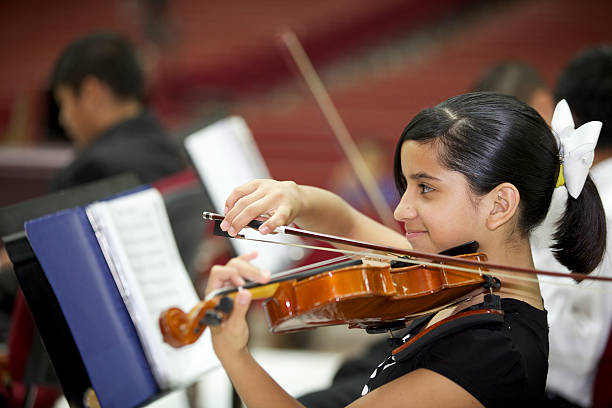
551, 99, 602, 198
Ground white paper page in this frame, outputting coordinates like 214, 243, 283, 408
185, 116, 304, 272
87, 188, 219, 389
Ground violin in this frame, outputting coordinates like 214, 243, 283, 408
159, 218, 492, 348
159, 212, 612, 348
262, 252, 488, 333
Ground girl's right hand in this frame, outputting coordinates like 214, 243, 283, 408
220, 179, 303, 237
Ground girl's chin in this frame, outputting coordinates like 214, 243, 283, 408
407, 240, 439, 254
407, 236, 454, 255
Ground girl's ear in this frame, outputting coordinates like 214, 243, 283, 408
485, 182, 520, 231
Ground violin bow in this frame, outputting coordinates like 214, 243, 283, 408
279, 29, 398, 230
203, 212, 612, 285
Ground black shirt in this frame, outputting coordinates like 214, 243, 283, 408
300, 299, 548, 408
50, 111, 186, 191
363, 299, 548, 407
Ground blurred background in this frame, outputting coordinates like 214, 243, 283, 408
1, 0, 611, 207
1, 0, 612, 406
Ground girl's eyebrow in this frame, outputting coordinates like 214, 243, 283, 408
409, 172, 441, 181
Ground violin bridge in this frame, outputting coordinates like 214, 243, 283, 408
361, 256, 389, 267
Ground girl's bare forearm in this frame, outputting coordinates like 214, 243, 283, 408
221, 350, 305, 408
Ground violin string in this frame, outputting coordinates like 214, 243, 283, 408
239, 236, 525, 278
236, 236, 612, 293
205, 255, 352, 301
268, 255, 352, 280
207, 211, 612, 284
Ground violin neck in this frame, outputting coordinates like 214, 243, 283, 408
206, 258, 363, 301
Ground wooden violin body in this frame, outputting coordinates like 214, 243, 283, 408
264, 253, 488, 333
159, 252, 488, 347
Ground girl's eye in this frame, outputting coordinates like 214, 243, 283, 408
419, 184, 434, 194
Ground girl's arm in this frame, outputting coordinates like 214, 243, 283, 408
212, 290, 305, 408
348, 368, 483, 408
221, 179, 408, 249
207, 254, 482, 408
207, 253, 304, 408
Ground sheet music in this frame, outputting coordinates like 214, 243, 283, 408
87, 188, 219, 389
184, 116, 304, 271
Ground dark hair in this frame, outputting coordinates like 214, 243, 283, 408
393, 92, 606, 274
556, 45, 612, 148
51, 32, 144, 102
472, 62, 547, 105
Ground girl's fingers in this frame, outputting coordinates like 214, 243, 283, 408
229, 274, 246, 288
222, 180, 298, 236
206, 253, 269, 294
226, 256, 270, 283
221, 180, 302, 237
226, 289, 252, 330
210, 289, 252, 360
207, 265, 244, 292
260, 206, 291, 234
224, 180, 260, 216
222, 190, 267, 234
237, 251, 259, 262
228, 196, 283, 235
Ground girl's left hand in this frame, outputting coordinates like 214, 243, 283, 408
206, 253, 270, 361
210, 289, 253, 362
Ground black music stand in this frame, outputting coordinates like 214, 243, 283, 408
0, 174, 141, 407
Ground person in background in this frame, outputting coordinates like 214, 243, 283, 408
533, 45, 612, 408
48, 31, 209, 278
472, 61, 554, 124
0, 32, 190, 408
49, 32, 185, 191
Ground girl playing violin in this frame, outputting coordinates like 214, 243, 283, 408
208, 92, 606, 407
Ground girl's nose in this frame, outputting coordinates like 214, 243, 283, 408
394, 193, 417, 221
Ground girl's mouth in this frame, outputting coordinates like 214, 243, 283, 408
405, 230, 427, 240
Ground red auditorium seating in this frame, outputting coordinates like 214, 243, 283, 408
0, 0, 474, 141
239, 0, 612, 196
